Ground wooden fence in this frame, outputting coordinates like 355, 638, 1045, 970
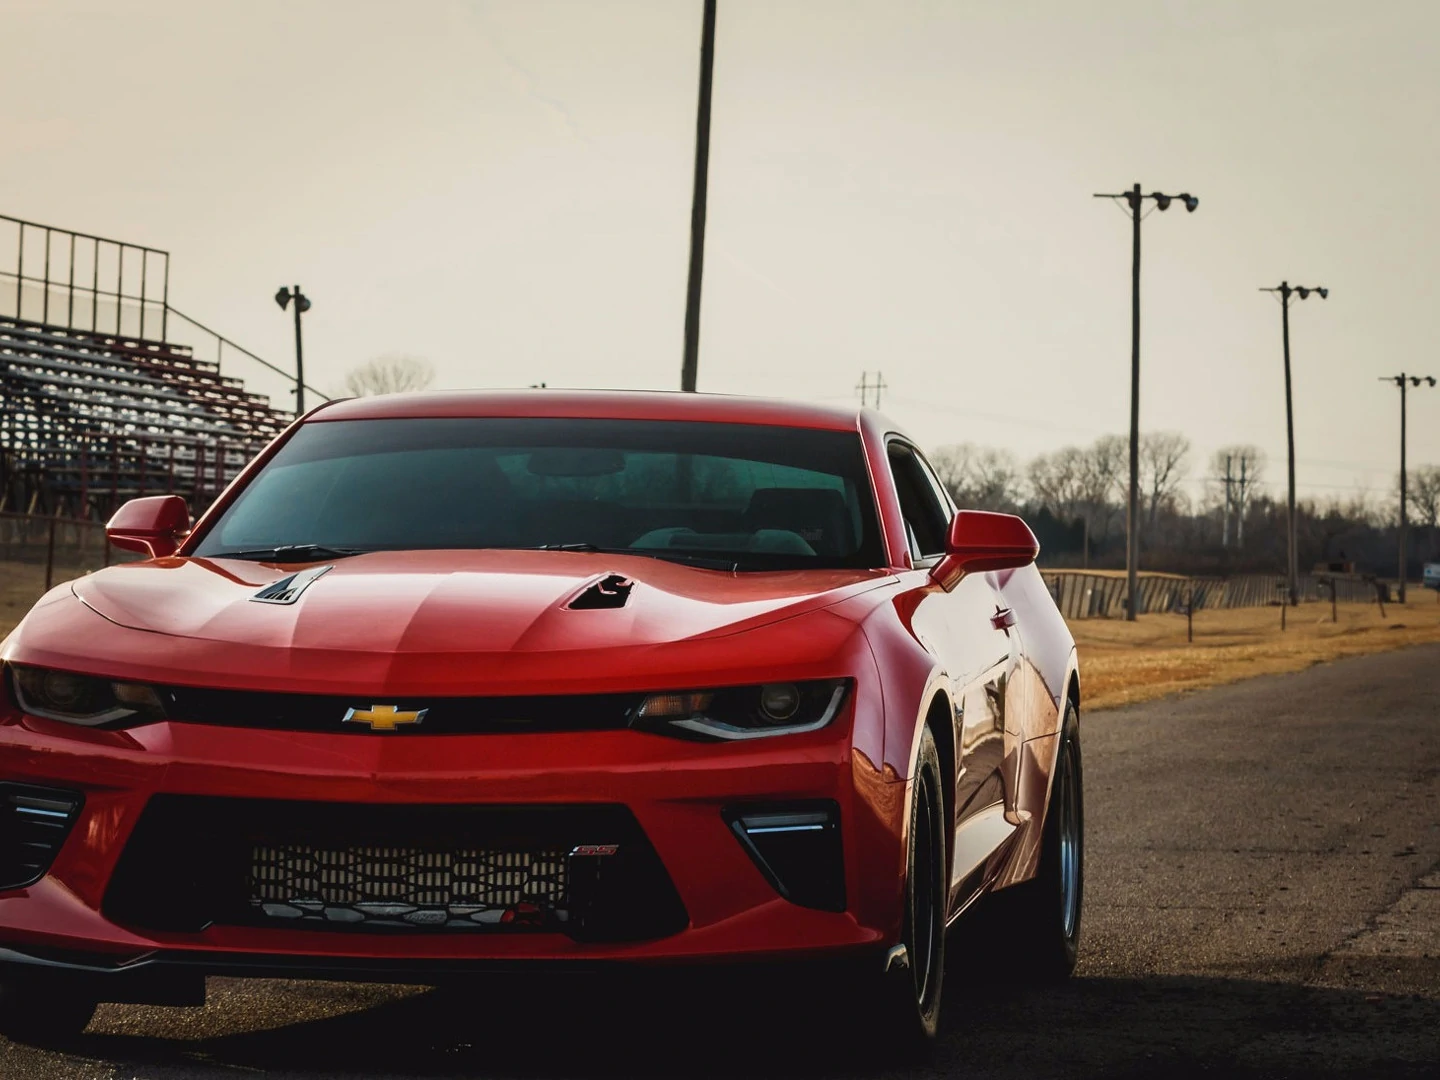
1040, 570, 1380, 620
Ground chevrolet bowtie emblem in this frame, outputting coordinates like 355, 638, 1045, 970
342, 704, 428, 731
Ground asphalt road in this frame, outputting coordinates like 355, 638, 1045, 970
3, 643, 1438, 1079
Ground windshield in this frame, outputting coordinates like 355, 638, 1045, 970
190, 417, 885, 571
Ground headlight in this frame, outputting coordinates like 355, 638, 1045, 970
631, 679, 848, 741
6, 665, 168, 728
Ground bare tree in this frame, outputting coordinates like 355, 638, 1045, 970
930, 443, 1023, 513
1405, 465, 1440, 528
343, 355, 435, 397
1076, 434, 1127, 544
1028, 449, 1087, 521
1139, 432, 1191, 533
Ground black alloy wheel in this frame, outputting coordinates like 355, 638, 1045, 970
871, 723, 947, 1055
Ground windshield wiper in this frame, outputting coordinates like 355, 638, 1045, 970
217, 544, 370, 562
532, 543, 739, 571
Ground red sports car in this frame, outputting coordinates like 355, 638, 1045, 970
0, 391, 1081, 1052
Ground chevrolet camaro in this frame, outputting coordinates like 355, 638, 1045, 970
0, 390, 1082, 1052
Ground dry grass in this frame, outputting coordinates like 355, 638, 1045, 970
1073, 598, 1440, 710
0, 562, 99, 639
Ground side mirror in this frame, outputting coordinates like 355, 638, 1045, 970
106, 496, 192, 558
931, 510, 1039, 590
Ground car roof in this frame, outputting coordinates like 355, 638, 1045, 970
308, 389, 866, 432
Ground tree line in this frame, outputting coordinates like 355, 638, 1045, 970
929, 434, 1440, 579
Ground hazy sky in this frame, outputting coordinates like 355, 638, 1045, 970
3, 0, 1438, 503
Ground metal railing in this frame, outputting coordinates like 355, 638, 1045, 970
0, 212, 328, 414
165, 306, 328, 407
0, 214, 169, 341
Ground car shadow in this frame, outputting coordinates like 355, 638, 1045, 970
35, 954, 1440, 1080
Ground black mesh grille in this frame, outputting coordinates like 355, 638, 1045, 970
160, 687, 642, 735
105, 797, 687, 942
249, 844, 570, 930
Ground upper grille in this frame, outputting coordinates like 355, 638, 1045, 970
0, 783, 84, 890
161, 687, 642, 735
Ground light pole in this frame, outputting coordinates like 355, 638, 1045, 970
1093, 184, 1198, 620
1260, 282, 1328, 607
680, 0, 716, 393
274, 284, 312, 416
1382, 373, 1436, 603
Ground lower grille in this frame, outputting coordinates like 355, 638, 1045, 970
249, 844, 569, 930
0, 783, 84, 890
105, 797, 687, 943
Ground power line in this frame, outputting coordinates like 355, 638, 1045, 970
1094, 183, 1199, 621
856, 371, 888, 410
1259, 280, 1329, 608
1380, 373, 1437, 602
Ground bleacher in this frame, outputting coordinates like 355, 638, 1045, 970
1, 316, 291, 517
0, 214, 295, 519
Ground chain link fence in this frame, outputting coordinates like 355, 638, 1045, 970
0, 511, 142, 593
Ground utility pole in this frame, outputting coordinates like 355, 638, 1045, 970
1382, 373, 1436, 603
680, 0, 717, 393
1260, 282, 1328, 606
1237, 454, 1248, 547
274, 284, 311, 416
1093, 184, 1198, 620
1221, 454, 1234, 548
856, 371, 888, 409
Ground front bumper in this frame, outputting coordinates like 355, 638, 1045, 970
0, 701, 908, 983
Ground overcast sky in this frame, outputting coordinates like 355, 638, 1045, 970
3, 0, 1438, 503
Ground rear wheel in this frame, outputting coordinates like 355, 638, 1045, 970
0, 978, 98, 1047
985, 698, 1083, 981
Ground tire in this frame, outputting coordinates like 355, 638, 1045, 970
865, 723, 947, 1057
0, 979, 98, 1047
983, 698, 1083, 981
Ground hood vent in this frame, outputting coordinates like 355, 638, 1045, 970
251, 564, 334, 605
568, 574, 634, 611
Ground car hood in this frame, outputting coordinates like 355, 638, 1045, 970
71, 549, 891, 657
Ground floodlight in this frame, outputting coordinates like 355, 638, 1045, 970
1181, 194, 1198, 212
1316, 287, 1328, 299
1297, 287, 1310, 299
275, 287, 291, 310
1153, 193, 1172, 211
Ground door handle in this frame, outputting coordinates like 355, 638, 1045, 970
990, 606, 1016, 632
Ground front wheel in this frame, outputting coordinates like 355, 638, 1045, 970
862, 723, 947, 1057
0, 978, 98, 1047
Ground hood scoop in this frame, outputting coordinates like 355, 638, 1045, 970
250, 564, 334, 605
567, 573, 635, 611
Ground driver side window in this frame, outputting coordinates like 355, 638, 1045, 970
888, 442, 951, 562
